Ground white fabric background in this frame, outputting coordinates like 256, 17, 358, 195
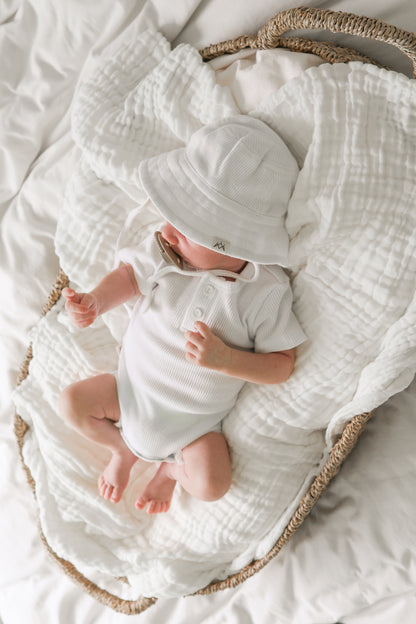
1, 1, 415, 622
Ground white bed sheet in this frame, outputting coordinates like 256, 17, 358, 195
1, 1, 415, 622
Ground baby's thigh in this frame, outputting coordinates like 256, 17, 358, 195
60, 373, 120, 423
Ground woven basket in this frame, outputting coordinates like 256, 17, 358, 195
200, 5, 416, 76
14, 6, 416, 616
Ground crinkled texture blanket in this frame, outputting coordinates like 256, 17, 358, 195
13, 24, 416, 599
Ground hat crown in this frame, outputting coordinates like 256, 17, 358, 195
186, 116, 298, 220
139, 115, 299, 264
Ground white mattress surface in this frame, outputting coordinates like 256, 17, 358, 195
1, 1, 415, 622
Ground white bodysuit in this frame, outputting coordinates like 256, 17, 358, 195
115, 233, 306, 462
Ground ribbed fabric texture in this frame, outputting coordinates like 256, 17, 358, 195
116, 233, 306, 459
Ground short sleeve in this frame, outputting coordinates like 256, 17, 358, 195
252, 277, 307, 353
115, 233, 162, 296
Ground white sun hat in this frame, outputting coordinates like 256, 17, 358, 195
139, 115, 299, 265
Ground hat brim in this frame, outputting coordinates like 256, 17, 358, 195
139, 148, 290, 265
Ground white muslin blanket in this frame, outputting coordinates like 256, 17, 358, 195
13, 23, 416, 599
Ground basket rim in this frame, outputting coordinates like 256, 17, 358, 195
199, 5, 416, 78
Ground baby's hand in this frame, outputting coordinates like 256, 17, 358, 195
184, 322, 231, 371
62, 287, 99, 328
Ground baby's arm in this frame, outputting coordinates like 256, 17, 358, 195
185, 322, 295, 385
63, 264, 140, 328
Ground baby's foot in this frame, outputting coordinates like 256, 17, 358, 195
135, 464, 176, 514
98, 451, 137, 503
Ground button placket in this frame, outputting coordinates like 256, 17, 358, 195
203, 284, 215, 297
181, 277, 217, 331
192, 307, 203, 320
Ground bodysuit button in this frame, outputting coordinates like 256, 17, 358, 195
203, 285, 214, 297
193, 307, 203, 319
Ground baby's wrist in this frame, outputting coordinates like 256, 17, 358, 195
89, 290, 102, 316
216, 344, 234, 375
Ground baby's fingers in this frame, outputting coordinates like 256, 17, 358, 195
74, 318, 95, 328
71, 311, 96, 324
185, 340, 199, 356
69, 311, 96, 328
62, 287, 73, 299
184, 330, 204, 347
193, 321, 211, 338
62, 287, 82, 304
65, 300, 92, 315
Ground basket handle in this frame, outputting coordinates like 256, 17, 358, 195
256, 6, 416, 78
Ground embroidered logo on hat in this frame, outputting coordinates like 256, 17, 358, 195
212, 238, 229, 253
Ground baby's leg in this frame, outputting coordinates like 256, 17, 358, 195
136, 432, 232, 514
58, 374, 144, 503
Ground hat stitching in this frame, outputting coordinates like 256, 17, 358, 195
182, 150, 288, 221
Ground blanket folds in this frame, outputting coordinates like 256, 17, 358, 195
13, 23, 416, 599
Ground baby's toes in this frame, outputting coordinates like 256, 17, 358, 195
147, 500, 169, 514
110, 486, 122, 503
98, 475, 106, 496
135, 496, 147, 510
99, 476, 113, 500
147, 501, 158, 514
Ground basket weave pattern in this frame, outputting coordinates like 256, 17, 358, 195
200, 6, 416, 77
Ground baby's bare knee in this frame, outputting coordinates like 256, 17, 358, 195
191, 433, 232, 501
200, 473, 232, 502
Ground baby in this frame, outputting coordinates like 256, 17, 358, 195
59, 115, 306, 514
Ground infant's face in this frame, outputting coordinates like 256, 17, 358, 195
160, 223, 246, 272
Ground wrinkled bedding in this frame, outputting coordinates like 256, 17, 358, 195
12, 21, 416, 600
